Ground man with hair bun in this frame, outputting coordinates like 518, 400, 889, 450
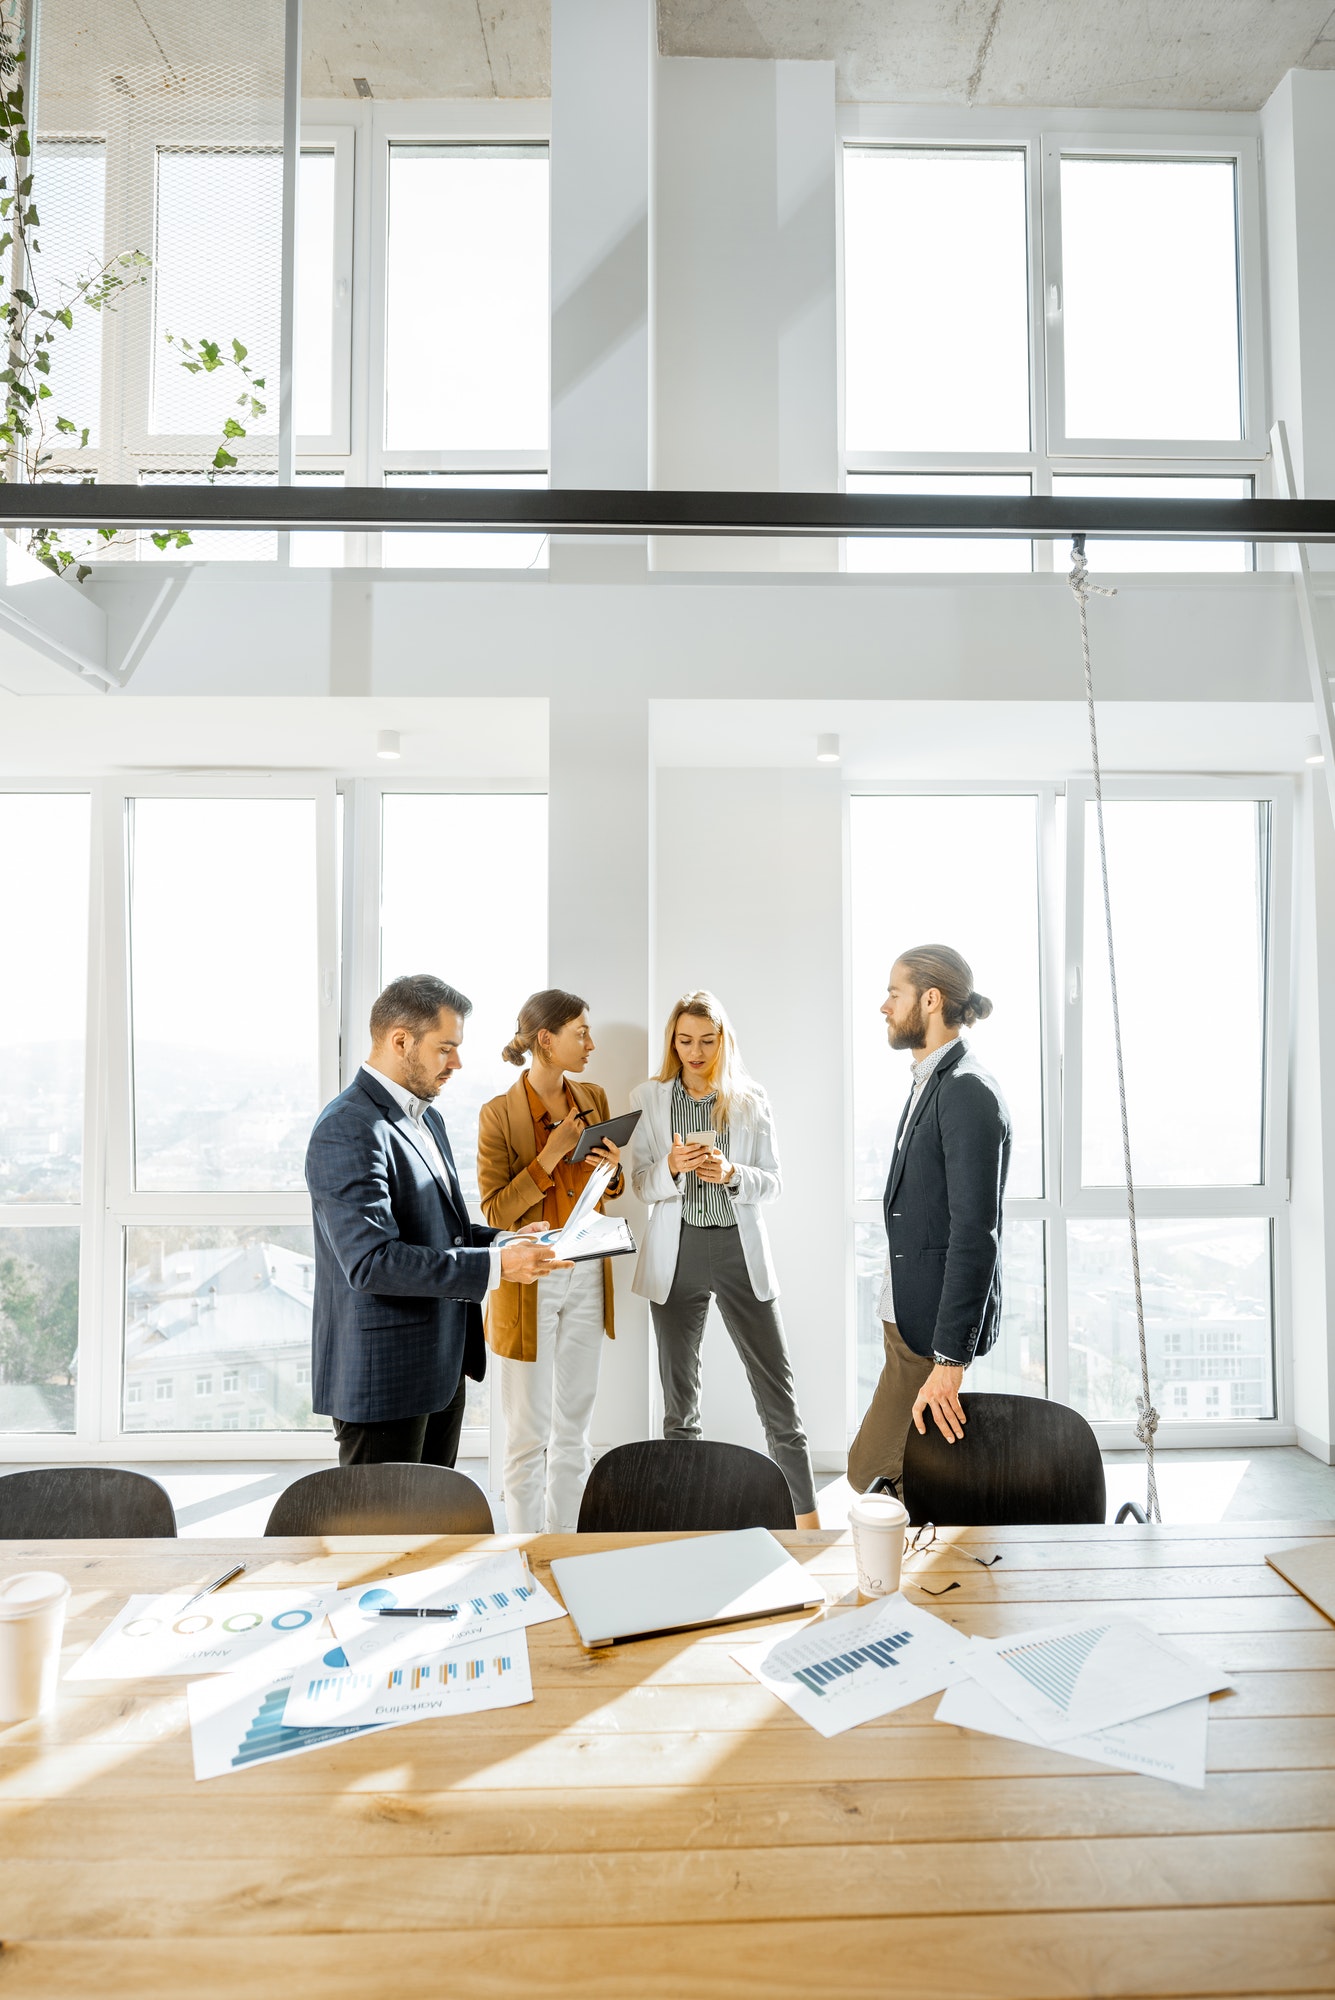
848, 944, 1012, 1496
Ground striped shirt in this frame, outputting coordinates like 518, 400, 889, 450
671, 1077, 737, 1229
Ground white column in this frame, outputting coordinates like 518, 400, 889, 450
549, 0, 653, 491
1261, 70, 1335, 512
1288, 772, 1335, 1463
548, 688, 654, 1447
652, 56, 838, 568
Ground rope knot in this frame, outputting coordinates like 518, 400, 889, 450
1067, 538, 1117, 609
1134, 1396, 1160, 1449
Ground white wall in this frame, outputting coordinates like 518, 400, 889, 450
654, 768, 847, 1463
1288, 771, 1335, 1461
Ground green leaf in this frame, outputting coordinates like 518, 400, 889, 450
12, 286, 32, 306
14, 133, 30, 156
97, 526, 117, 541
150, 531, 172, 550
56, 305, 71, 329
221, 416, 246, 439
36, 382, 49, 398
231, 338, 248, 364
212, 445, 237, 470
54, 416, 76, 434
75, 564, 91, 583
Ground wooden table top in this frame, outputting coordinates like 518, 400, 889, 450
2, 1520, 1334, 2000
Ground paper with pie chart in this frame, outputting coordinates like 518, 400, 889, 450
324, 1549, 566, 1673
67, 1586, 350, 1680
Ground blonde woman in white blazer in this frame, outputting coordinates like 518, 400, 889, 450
629, 990, 819, 1528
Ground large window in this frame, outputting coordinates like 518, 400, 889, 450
0, 794, 90, 1436
843, 128, 1263, 573
0, 779, 547, 1455
848, 781, 1287, 1437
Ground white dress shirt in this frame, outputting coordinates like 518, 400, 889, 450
877, 1037, 962, 1330
362, 1064, 502, 1291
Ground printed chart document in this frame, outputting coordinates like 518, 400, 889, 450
732, 1593, 969, 1738
326, 1548, 566, 1668
500, 1163, 635, 1264
283, 1626, 534, 1729
936, 1677, 1211, 1789
68, 1585, 348, 1681
187, 1668, 401, 1782
962, 1617, 1231, 1744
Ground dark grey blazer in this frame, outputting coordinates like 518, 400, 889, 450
882, 1039, 1012, 1366
305, 1069, 496, 1425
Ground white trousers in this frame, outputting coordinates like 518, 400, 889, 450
499, 1257, 606, 1533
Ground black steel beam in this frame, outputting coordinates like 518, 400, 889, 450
3, 484, 1335, 541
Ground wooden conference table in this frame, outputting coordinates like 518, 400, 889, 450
1, 1521, 1333, 1999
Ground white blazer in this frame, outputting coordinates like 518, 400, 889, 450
628, 1077, 782, 1306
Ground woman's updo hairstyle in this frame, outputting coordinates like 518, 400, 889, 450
895, 945, 992, 1028
501, 988, 589, 1067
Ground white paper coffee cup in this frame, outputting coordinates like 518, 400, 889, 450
0, 1571, 71, 1722
848, 1493, 909, 1599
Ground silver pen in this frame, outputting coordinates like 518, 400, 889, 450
180, 1562, 245, 1609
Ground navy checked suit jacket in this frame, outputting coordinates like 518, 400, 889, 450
883, 1039, 1012, 1366
305, 1069, 496, 1425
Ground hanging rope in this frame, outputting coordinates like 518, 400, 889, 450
1068, 536, 1161, 1525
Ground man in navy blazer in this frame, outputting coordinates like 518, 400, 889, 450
848, 945, 1011, 1496
306, 973, 565, 1467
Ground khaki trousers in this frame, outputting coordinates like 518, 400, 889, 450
847, 1321, 935, 1495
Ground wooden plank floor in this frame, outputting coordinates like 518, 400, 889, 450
2, 1524, 1333, 1999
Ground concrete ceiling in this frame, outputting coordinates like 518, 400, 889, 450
33, 0, 1335, 110
662, 1, 1335, 112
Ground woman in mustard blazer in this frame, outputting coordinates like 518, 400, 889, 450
477, 989, 623, 1532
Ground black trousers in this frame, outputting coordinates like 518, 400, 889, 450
332, 1370, 469, 1468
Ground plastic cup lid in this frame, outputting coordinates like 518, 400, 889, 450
849, 1493, 909, 1527
0, 1571, 71, 1618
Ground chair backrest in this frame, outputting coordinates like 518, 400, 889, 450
901, 1392, 1106, 1527
576, 1439, 796, 1534
0, 1466, 178, 1539
264, 1463, 495, 1536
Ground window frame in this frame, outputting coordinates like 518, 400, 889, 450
1040, 136, 1266, 462
844, 772, 1295, 1451
837, 106, 1269, 575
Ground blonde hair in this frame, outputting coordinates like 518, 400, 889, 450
653, 991, 759, 1126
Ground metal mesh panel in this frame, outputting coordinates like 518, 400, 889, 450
33, 0, 287, 482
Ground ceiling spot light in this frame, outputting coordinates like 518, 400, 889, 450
377, 729, 401, 761
1305, 734, 1325, 766
815, 733, 841, 764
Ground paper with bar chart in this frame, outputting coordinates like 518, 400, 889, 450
935, 1677, 1210, 1788
732, 1593, 969, 1737
187, 1668, 403, 1782
325, 1550, 565, 1673
282, 1627, 533, 1729
962, 1618, 1230, 1744
68, 1586, 351, 1681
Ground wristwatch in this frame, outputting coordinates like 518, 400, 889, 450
932, 1354, 965, 1369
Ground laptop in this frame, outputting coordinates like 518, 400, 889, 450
550, 1527, 826, 1649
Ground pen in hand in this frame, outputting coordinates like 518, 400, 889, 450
376, 1606, 460, 1620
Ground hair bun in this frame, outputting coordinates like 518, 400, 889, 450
500, 1035, 528, 1067
968, 990, 994, 1022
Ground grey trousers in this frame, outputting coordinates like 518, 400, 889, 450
652, 1222, 817, 1517
846, 1320, 935, 1496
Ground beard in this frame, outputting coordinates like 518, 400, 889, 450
887, 998, 928, 1051
401, 1044, 445, 1100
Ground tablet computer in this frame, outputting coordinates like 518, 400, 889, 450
570, 1107, 642, 1164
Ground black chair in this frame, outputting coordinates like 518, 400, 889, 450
900, 1392, 1106, 1526
264, 1463, 495, 1536
0, 1466, 178, 1539
576, 1439, 796, 1533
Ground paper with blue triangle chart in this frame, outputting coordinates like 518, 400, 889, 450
67, 1584, 353, 1681
187, 1664, 407, 1782
731, 1592, 973, 1738
282, 1624, 534, 1729
960, 1617, 1231, 1744
325, 1548, 565, 1672
935, 1675, 1210, 1789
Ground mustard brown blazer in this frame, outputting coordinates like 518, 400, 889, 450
476, 1074, 621, 1362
